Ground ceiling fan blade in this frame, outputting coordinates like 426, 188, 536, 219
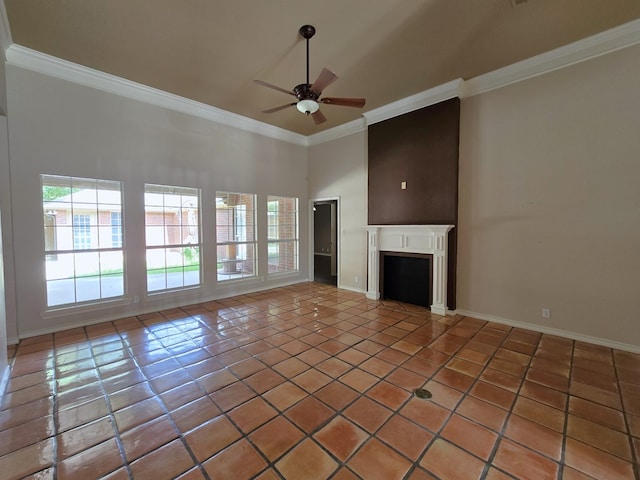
254, 79, 296, 97
320, 97, 366, 108
310, 68, 338, 94
311, 110, 327, 125
262, 103, 296, 114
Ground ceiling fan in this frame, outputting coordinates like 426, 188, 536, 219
254, 25, 366, 125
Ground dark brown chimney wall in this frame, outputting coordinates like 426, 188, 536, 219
368, 97, 460, 309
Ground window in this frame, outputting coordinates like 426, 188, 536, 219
110, 212, 122, 248
216, 192, 256, 281
42, 175, 124, 307
144, 184, 201, 292
267, 195, 299, 274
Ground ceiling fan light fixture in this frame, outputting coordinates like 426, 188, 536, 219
296, 99, 319, 115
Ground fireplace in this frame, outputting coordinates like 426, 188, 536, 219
381, 252, 432, 307
365, 225, 454, 315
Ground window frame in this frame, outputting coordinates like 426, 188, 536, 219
215, 192, 257, 282
144, 183, 202, 294
267, 195, 299, 275
42, 174, 125, 309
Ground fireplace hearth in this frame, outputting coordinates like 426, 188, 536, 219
365, 225, 454, 315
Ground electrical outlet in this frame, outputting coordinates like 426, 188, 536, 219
133, 295, 140, 304
355, 276, 359, 284
542, 308, 551, 319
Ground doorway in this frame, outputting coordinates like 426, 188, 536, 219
313, 200, 337, 285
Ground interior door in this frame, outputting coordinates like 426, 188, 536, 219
313, 200, 337, 285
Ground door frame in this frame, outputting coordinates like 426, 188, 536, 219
309, 196, 340, 285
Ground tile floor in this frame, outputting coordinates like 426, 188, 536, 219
1, 283, 639, 479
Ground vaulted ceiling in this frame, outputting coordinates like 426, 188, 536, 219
5, 0, 640, 135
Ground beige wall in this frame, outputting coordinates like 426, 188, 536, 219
308, 130, 368, 292
5, 65, 309, 339
457, 44, 640, 348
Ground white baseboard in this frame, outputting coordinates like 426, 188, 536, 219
455, 309, 640, 354
337, 284, 367, 294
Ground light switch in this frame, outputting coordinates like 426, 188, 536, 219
401, 181, 407, 190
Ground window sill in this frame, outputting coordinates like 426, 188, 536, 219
41, 296, 131, 320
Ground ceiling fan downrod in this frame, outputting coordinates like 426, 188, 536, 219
299, 25, 316, 86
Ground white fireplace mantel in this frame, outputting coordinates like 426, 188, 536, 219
365, 225, 454, 316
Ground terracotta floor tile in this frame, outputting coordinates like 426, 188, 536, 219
469, 380, 516, 410
160, 381, 205, 411
386, 367, 428, 391
0, 438, 55, 479
562, 466, 602, 480
402, 357, 439, 377
565, 437, 635, 479
441, 413, 498, 460
420, 438, 485, 480
366, 380, 411, 410
480, 368, 522, 393
493, 438, 559, 480
285, 396, 335, 433
447, 357, 484, 378
567, 414, 632, 461
519, 379, 567, 411
420, 380, 464, 411
5, 284, 640, 478
255, 347, 290, 366
317, 339, 349, 355
336, 347, 369, 366
313, 415, 369, 461
513, 396, 565, 433
343, 396, 393, 433
228, 396, 278, 434
202, 439, 268, 480
359, 357, 396, 377
339, 368, 379, 392
291, 368, 332, 393
57, 438, 124, 480
297, 347, 331, 366
504, 414, 563, 460
530, 356, 571, 378
57, 416, 115, 460
113, 397, 165, 433
272, 357, 310, 377
275, 438, 339, 479
349, 438, 412, 480
401, 397, 450, 433
316, 357, 352, 378
315, 381, 359, 410
456, 396, 508, 432
377, 346, 411, 365
120, 415, 179, 462
183, 415, 242, 462
250, 416, 304, 461
570, 380, 623, 410
569, 395, 627, 435
129, 439, 194, 480
456, 347, 490, 366
228, 357, 267, 379
377, 414, 433, 460
263, 381, 308, 411
196, 368, 238, 393
209, 381, 256, 411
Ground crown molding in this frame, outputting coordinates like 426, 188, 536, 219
363, 78, 464, 126
307, 117, 366, 146
0, 0, 12, 60
4, 17, 640, 146
5, 45, 308, 146
463, 17, 640, 97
